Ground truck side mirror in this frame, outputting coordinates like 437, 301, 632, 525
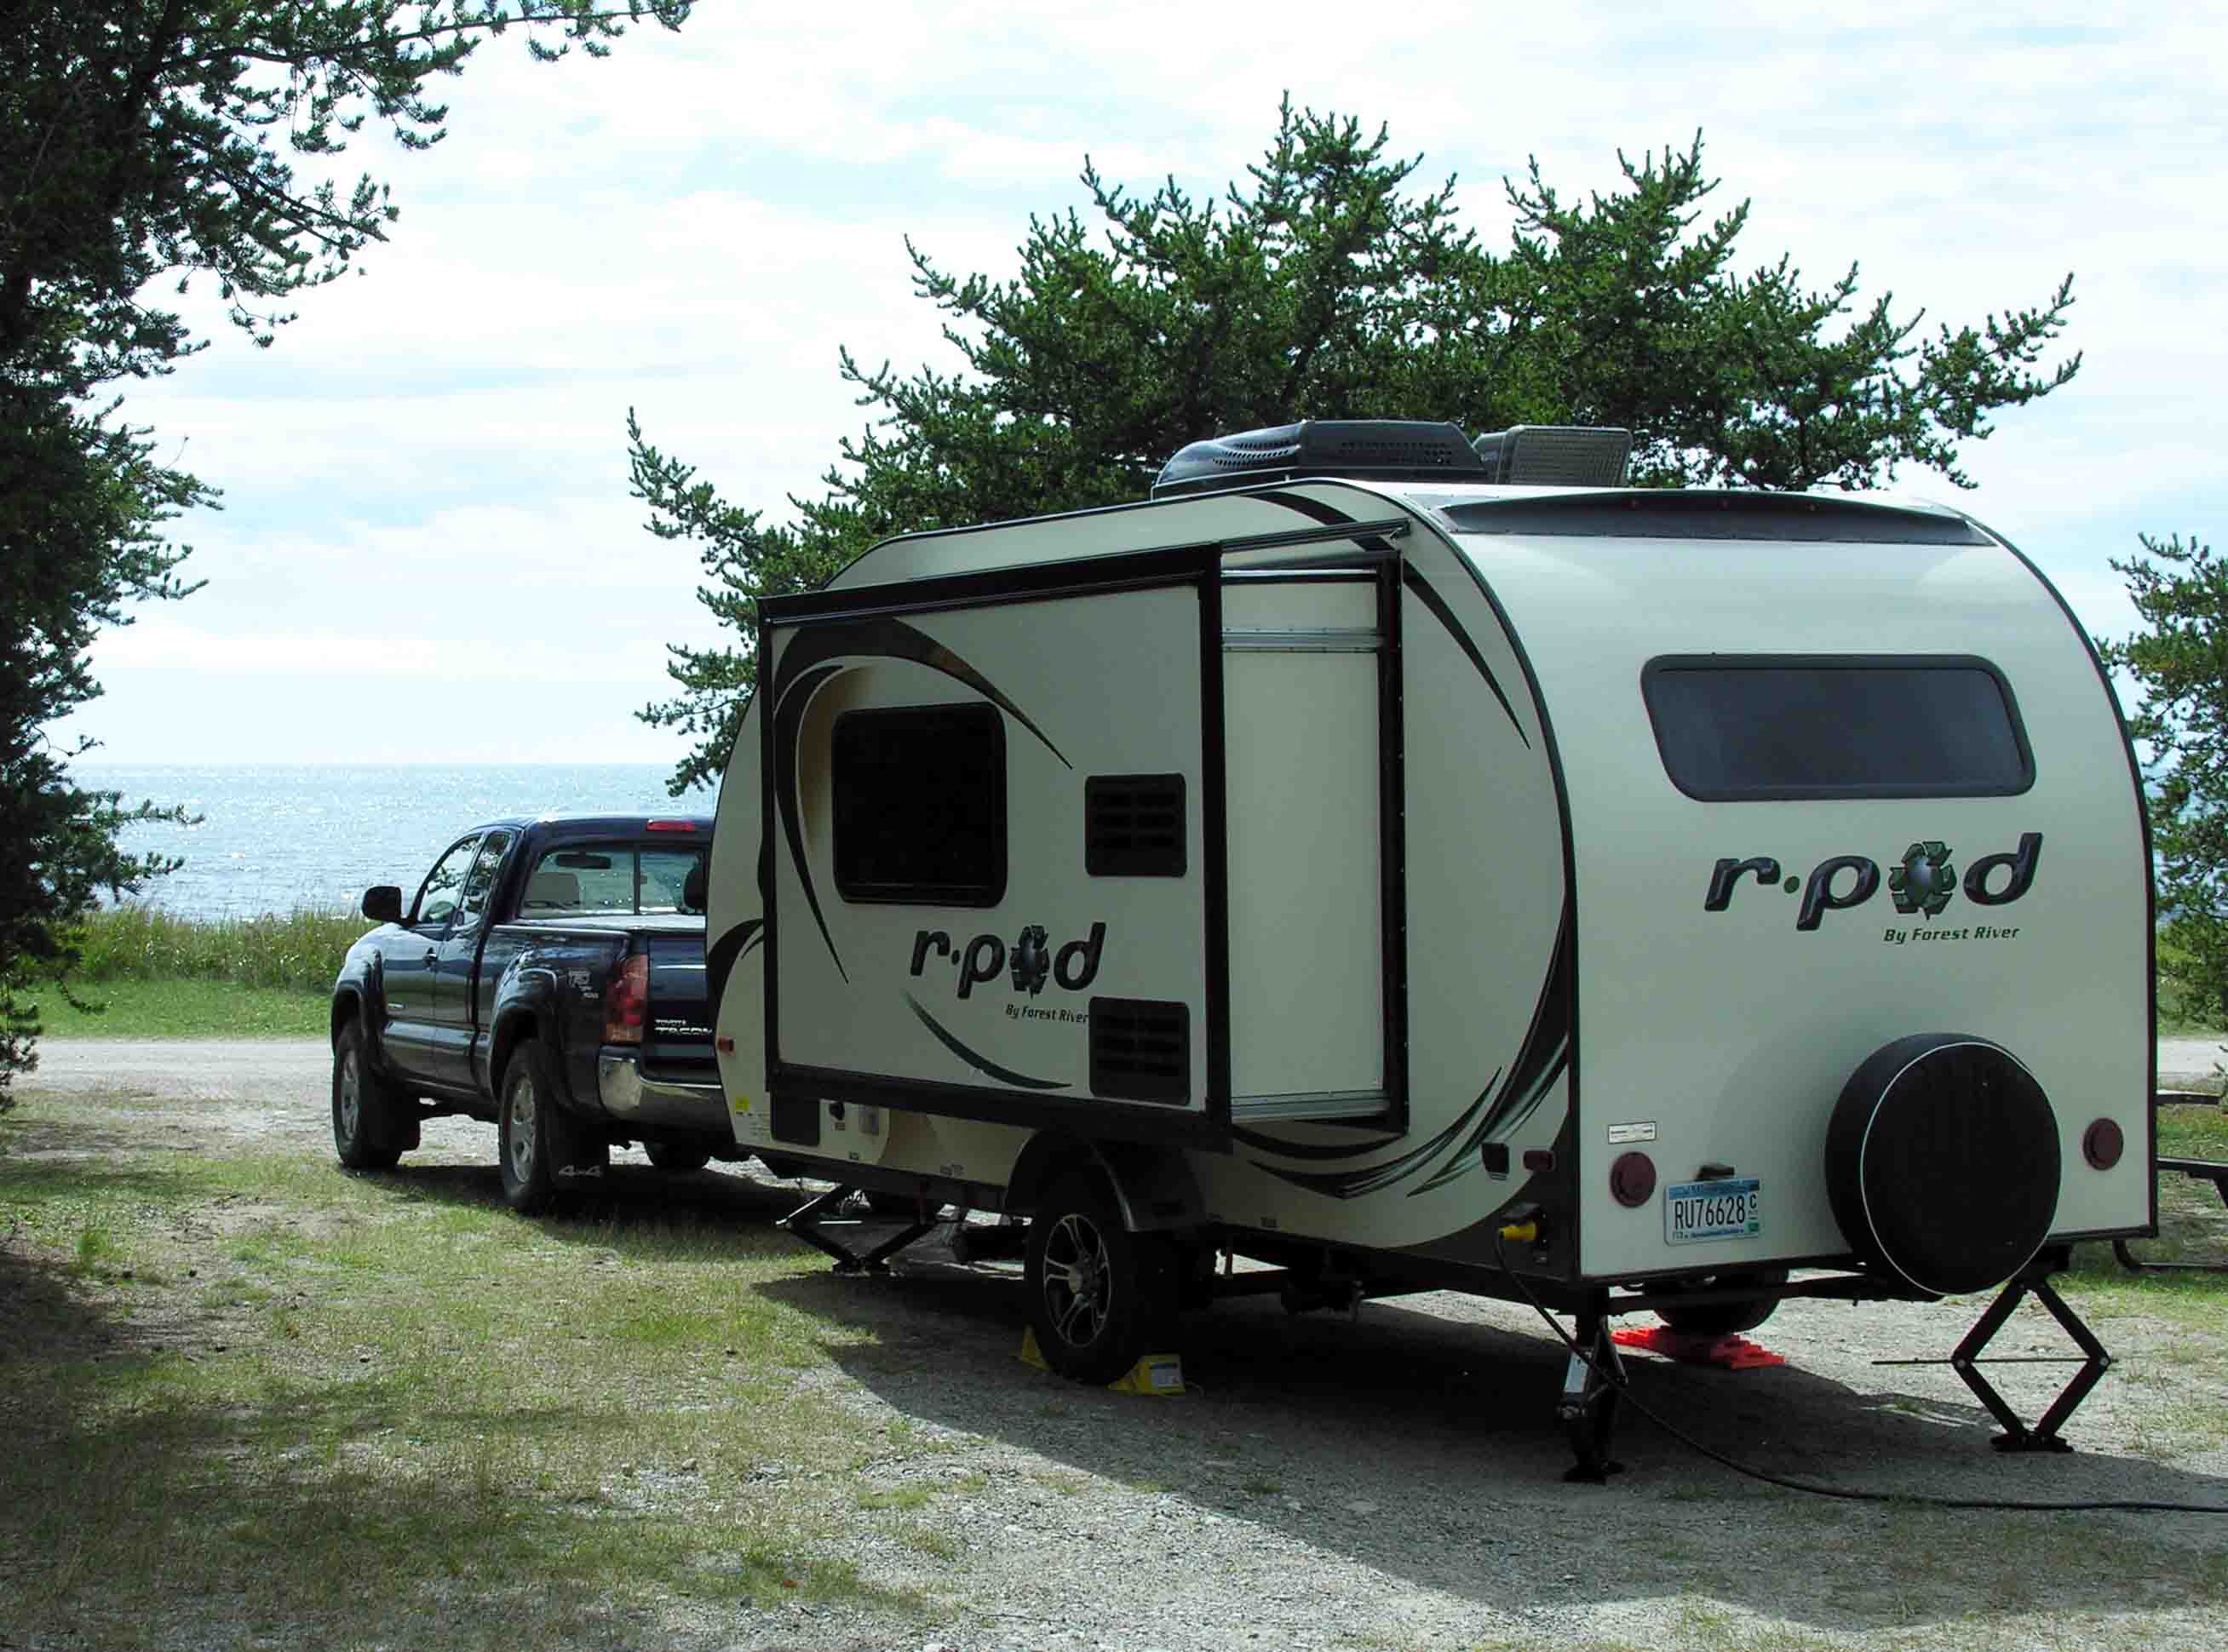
361, 886, 404, 924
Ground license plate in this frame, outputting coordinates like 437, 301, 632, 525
1664, 1177, 1762, 1244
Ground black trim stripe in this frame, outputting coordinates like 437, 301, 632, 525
705, 917, 762, 1021
1229, 1125, 1402, 1161
772, 662, 850, 983
772, 615, 1071, 770
1249, 1072, 1500, 1200
1435, 525, 1583, 1273
903, 993, 1071, 1091
1401, 562, 1529, 749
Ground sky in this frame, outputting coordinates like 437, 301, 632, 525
56, 1, 2228, 775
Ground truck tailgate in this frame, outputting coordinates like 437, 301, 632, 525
642, 929, 715, 1081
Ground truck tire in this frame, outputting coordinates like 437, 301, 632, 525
1023, 1169, 1175, 1385
644, 1140, 711, 1174
498, 1041, 605, 1214
1654, 1269, 1788, 1339
331, 1020, 406, 1171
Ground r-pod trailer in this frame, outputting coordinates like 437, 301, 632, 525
703, 419, 2152, 1474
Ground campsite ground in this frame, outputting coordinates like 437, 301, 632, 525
4, 1040, 2228, 1652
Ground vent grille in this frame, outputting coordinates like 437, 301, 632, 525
1089, 998, 1191, 1104
1086, 774, 1187, 877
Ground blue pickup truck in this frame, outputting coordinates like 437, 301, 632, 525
329, 814, 731, 1212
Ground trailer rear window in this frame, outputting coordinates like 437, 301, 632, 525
833, 704, 1006, 905
1642, 657, 2033, 800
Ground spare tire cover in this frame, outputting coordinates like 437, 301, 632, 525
1825, 1033, 2059, 1296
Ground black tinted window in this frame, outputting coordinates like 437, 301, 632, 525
1643, 657, 2032, 800
833, 704, 1006, 904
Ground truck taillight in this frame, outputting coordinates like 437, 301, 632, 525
604, 954, 649, 1044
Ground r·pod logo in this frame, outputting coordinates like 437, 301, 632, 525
910, 923, 1105, 1000
1705, 833, 2041, 932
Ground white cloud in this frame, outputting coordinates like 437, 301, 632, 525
54, 1, 2228, 766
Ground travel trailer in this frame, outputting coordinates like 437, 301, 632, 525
703, 420, 2151, 1471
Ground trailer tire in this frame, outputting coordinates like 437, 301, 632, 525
644, 1141, 711, 1174
1024, 1170, 1174, 1385
1654, 1269, 1788, 1338
499, 1041, 603, 1215
331, 1021, 406, 1172
1826, 1033, 2059, 1296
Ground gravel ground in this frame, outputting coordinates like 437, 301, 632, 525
15, 1039, 2228, 1651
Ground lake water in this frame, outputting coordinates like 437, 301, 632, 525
76, 764, 717, 921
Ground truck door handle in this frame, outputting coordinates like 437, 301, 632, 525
423, 949, 439, 967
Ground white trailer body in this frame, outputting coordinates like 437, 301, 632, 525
703, 427, 2152, 1409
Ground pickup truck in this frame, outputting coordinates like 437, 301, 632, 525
329, 813, 732, 1213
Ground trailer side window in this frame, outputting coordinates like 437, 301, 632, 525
832, 704, 1007, 905
1643, 657, 2033, 800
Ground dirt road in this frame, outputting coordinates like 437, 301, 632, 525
14, 1036, 2228, 1652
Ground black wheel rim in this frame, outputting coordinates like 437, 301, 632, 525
506, 1075, 537, 1184
336, 1048, 361, 1145
1040, 1212, 1112, 1350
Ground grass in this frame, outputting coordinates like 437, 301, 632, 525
31, 978, 330, 1038
67, 903, 370, 991
0, 1127, 941, 1651
18, 903, 360, 1040
2064, 1103, 2228, 1319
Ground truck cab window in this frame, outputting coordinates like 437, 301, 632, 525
457, 829, 516, 929
412, 835, 482, 927
640, 849, 702, 914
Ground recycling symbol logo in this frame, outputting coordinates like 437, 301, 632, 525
1009, 925, 1051, 995
1889, 840, 1957, 919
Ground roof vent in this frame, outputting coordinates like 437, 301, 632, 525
1471, 425, 1634, 487
1152, 420, 1486, 498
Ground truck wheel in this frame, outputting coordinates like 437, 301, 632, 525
331, 1020, 405, 1171
1023, 1169, 1174, 1385
644, 1141, 711, 1174
499, 1041, 603, 1214
1654, 1269, 1789, 1339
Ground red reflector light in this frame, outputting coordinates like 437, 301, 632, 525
2082, 1117, 2124, 1171
1610, 1151, 1657, 1208
646, 819, 697, 832
1522, 1148, 1556, 1173
715, 1035, 735, 1053
603, 954, 648, 1044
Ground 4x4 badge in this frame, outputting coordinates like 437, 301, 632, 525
1889, 840, 1957, 919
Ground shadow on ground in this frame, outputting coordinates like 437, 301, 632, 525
758, 1241, 2228, 1639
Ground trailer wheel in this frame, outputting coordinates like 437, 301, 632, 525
1024, 1170, 1174, 1385
644, 1141, 711, 1174
499, 1041, 604, 1214
1654, 1269, 1789, 1338
331, 1021, 406, 1171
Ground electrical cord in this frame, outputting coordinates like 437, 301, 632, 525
1491, 1230, 2228, 1515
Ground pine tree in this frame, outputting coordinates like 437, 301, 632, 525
635, 101, 2081, 794
0, 3, 693, 1102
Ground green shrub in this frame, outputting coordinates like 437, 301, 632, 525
65, 905, 372, 993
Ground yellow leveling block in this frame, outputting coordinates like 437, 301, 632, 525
1018, 1328, 1185, 1397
